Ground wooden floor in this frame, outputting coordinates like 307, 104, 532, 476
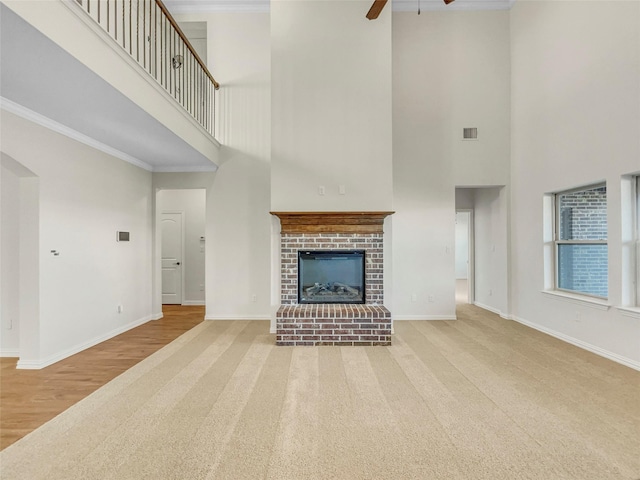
0, 305, 204, 450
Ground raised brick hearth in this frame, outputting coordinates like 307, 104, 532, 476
277, 304, 391, 346
271, 212, 393, 346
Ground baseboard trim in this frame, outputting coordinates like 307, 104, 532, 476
473, 302, 512, 320
204, 315, 270, 321
393, 315, 457, 321
151, 312, 164, 320
511, 315, 640, 371
16, 314, 154, 370
182, 301, 205, 306
0, 350, 20, 358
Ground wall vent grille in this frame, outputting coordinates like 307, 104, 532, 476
463, 127, 478, 140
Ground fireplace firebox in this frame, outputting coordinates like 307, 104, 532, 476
298, 250, 365, 304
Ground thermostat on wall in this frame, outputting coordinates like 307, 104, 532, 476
117, 231, 130, 242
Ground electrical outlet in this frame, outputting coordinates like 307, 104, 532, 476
411, 293, 417, 302
252, 294, 257, 302
8, 317, 13, 330
318, 186, 325, 196
428, 295, 435, 303
339, 185, 346, 195
488, 289, 493, 296
117, 305, 123, 314
200, 284, 204, 291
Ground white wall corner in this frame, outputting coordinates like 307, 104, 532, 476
474, 301, 511, 320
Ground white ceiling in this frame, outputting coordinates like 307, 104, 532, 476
0, 3, 218, 172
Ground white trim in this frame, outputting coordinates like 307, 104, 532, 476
474, 301, 511, 319
151, 312, 164, 320
204, 315, 270, 321
511, 315, 640, 372
616, 306, 640, 319
1, 97, 154, 171
541, 290, 611, 310
394, 0, 513, 12
165, 0, 269, 14
182, 300, 205, 306
165, 0, 513, 14
155, 165, 217, 173
16, 314, 154, 370
393, 315, 457, 321
0, 350, 20, 358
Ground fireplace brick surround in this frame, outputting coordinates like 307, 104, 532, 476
271, 212, 393, 346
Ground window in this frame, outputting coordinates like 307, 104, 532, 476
554, 184, 608, 298
620, 174, 639, 309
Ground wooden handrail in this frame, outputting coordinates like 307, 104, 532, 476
73, 0, 220, 135
155, 0, 219, 90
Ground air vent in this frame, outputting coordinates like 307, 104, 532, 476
463, 127, 478, 140
117, 231, 130, 242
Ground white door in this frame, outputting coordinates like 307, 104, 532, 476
161, 212, 183, 304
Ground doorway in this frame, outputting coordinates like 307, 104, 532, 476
1, 153, 39, 363
157, 189, 206, 307
455, 210, 473, 304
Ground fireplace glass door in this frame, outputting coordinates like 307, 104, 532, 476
298, 250, 365, 304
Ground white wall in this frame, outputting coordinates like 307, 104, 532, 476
455, 188, 475, 210
392, 11, 510, 320
510, 1, 640, 367
455, 211, 469, 279
172, 12, 272, 320
474, 187, 508, 317
1, 163, 20, 354
157, 189, 206, 305
1, 109, 154, 368
270, 0, 393, 212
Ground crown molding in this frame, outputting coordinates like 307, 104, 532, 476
154, 165, 218, 172
394, 0, 515, 12
164, 0, 515, 14
1, 98, 219, 173
164, 0, 269, 14
1, 97, 154, 172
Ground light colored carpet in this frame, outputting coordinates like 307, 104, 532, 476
1, 305, 639, 479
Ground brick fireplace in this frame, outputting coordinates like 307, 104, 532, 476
271, 212, 393, 346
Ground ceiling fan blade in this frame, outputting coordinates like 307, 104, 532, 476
444, 0, 455, 4
366, 0, 388, 20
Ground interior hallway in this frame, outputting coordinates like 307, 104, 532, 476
456, 279, 469, 304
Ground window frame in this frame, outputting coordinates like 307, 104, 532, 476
553, 182, 608, 300
635, 176, 640, 306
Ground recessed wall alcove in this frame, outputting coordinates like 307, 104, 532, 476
271, 211, 393, 346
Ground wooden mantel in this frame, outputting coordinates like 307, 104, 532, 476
270, 211, 394, 234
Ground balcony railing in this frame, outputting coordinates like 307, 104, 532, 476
73, 0, 219, 137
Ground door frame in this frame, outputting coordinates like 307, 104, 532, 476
161, 210, 185, 305
456, 209, 475, 304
